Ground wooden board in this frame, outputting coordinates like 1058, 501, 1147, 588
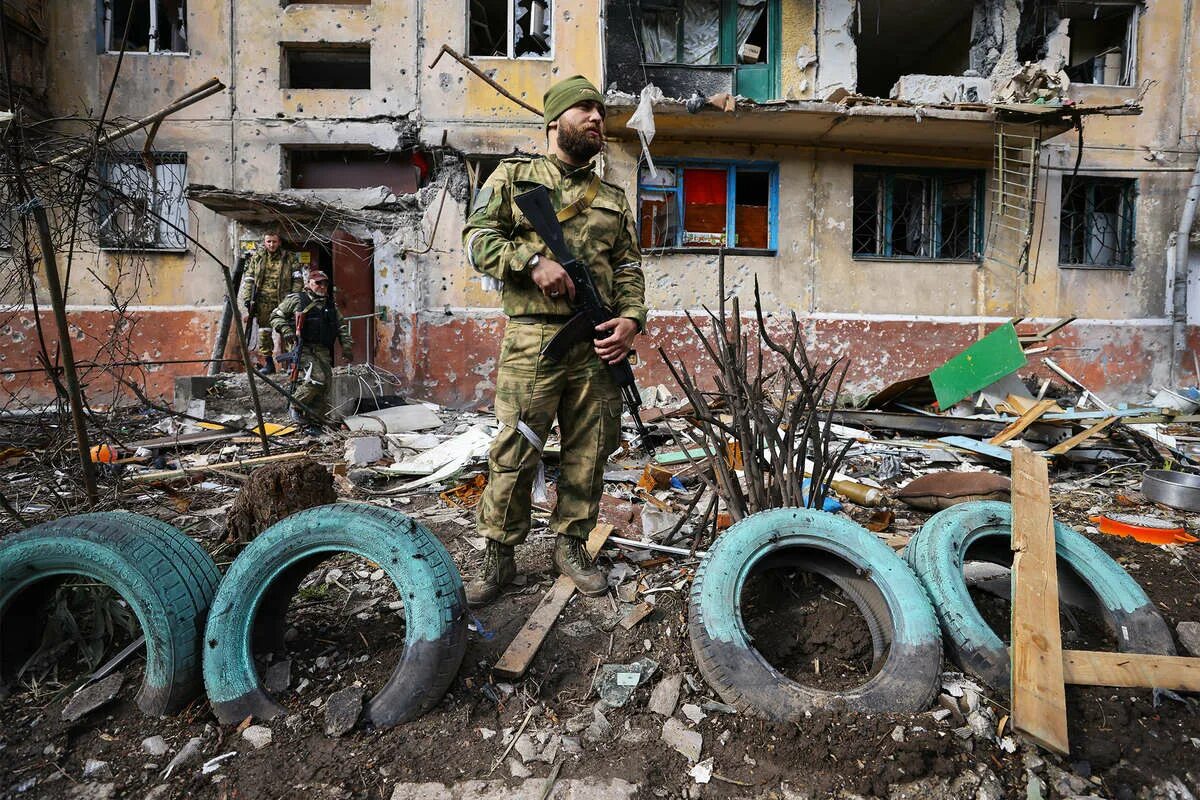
1010, 447, 1069, 754
1045, 416, 1119, 456
491, 523, 613, 680
1062, 650, 1200, 691
988, 399, 1058, 446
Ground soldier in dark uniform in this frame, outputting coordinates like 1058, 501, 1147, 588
461, 75, 647, 606
269, 270, 352, 435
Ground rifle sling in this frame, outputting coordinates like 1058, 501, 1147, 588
554, 174, 600, 224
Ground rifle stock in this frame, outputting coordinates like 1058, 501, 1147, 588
514, 185, 654, 452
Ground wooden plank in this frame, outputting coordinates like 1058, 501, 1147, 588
1045, 416, 1119, 456
491, 523, 613, 680
127, 429, 241, 450
1062, 651, 1200, 691
619, 601, 655, 630
988, 399, 1058, 446
1010, 447, 1069, 755
126, 450, 308, 484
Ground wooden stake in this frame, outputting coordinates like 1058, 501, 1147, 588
988, 398, 1057, 446
1045, 416, 1118, 456
1010, 447, 1069, 754
491, 524, 613, 680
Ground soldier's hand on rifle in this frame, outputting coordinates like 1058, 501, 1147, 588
341, 344, 353, 361
531, 256, 576, 302
594, 317, 638, 364
283, 334, 298, 349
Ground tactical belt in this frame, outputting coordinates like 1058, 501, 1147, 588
508, 314, 574, 325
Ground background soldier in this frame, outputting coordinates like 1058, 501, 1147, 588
270, 270, 352, 435
461, 75, 647, 606
239, 229, 303, 374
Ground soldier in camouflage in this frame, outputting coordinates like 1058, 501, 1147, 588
269, 270, 353, 435
239, 230, 304, 374
461, 75, 647, 606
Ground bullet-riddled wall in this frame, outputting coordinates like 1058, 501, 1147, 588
8, 0, 1200, 407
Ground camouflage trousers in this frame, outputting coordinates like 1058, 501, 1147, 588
289, 344, 333, 423
251, 302, 282, 358
477, 320, 623, 546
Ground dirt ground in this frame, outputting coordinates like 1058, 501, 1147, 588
1, 425, 1199, 800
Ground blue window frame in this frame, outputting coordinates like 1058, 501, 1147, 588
637, 159, 779, 252
852, 167, 985, 261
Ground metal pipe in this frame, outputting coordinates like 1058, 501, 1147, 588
208, 256, 246, 375
1171, 154, 1200, 385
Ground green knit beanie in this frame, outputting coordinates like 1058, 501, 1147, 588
543, 75, 604, 131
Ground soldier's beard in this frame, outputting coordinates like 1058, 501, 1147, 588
556, 119, 603, 163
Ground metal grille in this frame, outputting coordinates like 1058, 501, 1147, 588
985, 123, 1042, 273
853, 169, 982, 260
1059, 177, 1135, 267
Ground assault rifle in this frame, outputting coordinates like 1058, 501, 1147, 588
276, 308, 307, 383
513, 185, 654, 453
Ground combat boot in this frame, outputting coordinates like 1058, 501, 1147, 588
553, 536, 607, 596
465, 539, 516, 607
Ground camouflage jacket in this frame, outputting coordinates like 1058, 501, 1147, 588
463, 155, 647, 331
269, 291, 352, 351
238, 249, 303, 309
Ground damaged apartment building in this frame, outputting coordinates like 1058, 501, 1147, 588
2, 0, 1198, 408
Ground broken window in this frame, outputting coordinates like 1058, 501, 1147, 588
853, 0, 972, 99
98, 153, 188, 251
637, 0, 767, 66
283, 44, 371, 89
1059, 177, 1135, 268
102, 0, 187, 54
287, 148, 429, 194
468, 0, 552, 59
853, 167, 983, 260
1059, 1, 1139, 86
637, 161, 775, 251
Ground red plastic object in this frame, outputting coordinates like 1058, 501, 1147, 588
1089, 513, 1198, 545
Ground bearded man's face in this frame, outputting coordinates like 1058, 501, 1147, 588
555, 101, 605, 162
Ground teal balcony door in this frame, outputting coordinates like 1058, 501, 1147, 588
722, 0, 780, 102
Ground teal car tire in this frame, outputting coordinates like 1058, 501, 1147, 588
0, 512, 220, 715
906, 501, 1175, 690
688, 508, 943, 719
203, 504, 467, 728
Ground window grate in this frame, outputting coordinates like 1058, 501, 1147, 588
852, 168, 984, 261
1058, 177, 1136, 268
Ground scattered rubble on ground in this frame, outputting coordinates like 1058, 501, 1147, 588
1, 311, 1199, 799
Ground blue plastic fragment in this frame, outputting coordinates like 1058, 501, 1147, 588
670, 476, 684, 490
800, 478, 843, 513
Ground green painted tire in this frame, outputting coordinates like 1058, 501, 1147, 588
203, 503, 467, 728
0, 512, 220, 715
688, 508, 943, 719
906, 501, 1175, 690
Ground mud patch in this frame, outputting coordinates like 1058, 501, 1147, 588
226, 458, 336, 543
740, 567, 874, 691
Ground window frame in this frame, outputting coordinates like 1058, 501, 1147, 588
467, 0, 555, 62
1057, 175, 1137, 270
101, 0, 189, 56
636, 158, 779, 254
851, 166, 986, 263
97, 152, 189, 253
1059, 0, 1140, 88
